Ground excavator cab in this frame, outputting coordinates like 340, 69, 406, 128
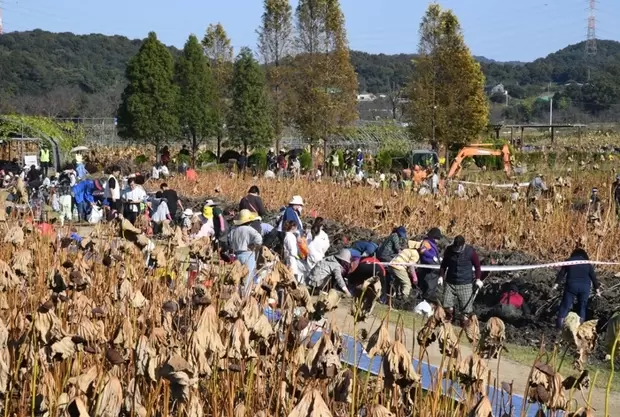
406, 150, 439, 171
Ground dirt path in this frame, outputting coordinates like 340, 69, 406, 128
324, 299, 619, 413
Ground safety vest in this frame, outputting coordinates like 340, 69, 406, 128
40, 149, 50, 163
105, 174, 120, 200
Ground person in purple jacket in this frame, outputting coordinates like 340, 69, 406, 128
417, 227, 442, 302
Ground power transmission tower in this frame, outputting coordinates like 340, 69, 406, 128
585, 0, 597, 79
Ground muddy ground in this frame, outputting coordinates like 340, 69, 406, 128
180, 194, 620, 362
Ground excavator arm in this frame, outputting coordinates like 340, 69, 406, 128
447, 144, 511, 179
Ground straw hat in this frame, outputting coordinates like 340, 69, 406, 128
289, 195, 304, 206
234, 209, 261, 225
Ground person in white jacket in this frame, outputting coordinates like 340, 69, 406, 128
306, 217, 330, 270
283, 220, 303, 283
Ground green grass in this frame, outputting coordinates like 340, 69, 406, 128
372, 304, 620, 392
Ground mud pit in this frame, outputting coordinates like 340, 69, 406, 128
179, 194, 620, 361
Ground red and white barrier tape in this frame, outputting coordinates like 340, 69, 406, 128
383, 259, 620, 271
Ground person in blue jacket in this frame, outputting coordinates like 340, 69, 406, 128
72, 179, 102, 221
553, 247, 601, 328
349, 240, 378, 259
277, 195, 304, 237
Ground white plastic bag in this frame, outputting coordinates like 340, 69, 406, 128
413, 300, 434, 318
88, 206, 103, 224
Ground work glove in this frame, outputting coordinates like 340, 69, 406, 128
551, 284, 559, 291
474, 279, 483, 289
437, 277, 443, 286
596, 288, 602, 297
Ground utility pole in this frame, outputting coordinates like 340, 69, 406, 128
0, 5, 4, 35
585, 0, 597, 80
549, 98, 553, 132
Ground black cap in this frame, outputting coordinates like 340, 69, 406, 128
427, 227, 442, 240
453, 235, 465, 248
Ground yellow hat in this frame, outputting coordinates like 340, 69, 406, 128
234, 209, 261, 225
408, 240, 422, 249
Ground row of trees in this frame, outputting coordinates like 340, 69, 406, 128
117, 0, 358, 161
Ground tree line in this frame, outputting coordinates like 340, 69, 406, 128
117, 0, 358, 162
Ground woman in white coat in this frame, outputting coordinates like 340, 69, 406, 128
306, 217, 330, 270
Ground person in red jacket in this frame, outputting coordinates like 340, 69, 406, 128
491, 282, 531, 323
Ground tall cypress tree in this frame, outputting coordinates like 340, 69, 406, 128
117, 32, 178, 156
175, 34, 217, 166
202, 23, 234, 160
407, 4, 488, 152
228, 48, 273, 154
257, 0, 293, 151
292, 0, 358, 161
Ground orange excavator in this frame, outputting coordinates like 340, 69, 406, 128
447, 143, 511, 179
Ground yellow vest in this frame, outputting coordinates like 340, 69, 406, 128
40, 149, 50, 162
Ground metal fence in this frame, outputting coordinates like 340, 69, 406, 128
56, 117, 123, 146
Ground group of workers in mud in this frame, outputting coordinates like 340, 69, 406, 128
206, 187, 605, 332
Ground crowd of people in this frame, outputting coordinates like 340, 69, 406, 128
0, 145, 608, 334
185, 188, 602, 331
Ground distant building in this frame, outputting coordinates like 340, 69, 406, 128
490, 83, 505, 94
357, 93, 376, 102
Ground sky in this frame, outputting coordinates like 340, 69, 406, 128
1, 0, 620, 62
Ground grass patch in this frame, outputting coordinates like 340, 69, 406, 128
372, 304, 620, 392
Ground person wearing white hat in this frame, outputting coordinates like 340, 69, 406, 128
277, 195, 304, 237
181, 208, 194, 230
229, 209, 263, 295
306, 248, 352, 297
355, 148, 364, 174
267, 148, 277, 171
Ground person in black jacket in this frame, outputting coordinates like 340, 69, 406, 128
553, 247, 601, 328
438, 235, 482, 324
376, 226, 406, 262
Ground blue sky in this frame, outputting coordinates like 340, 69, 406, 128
1, 0, 619, 62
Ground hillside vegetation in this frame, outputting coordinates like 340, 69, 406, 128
1, 30, 620, 122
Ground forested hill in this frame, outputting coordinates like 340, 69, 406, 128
352, 40, 620, 93
1, 30, 620, 116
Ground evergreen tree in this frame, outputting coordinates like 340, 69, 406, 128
175, 34, 217, 166
202, 23, 234, 160
407, 4, 488, 152
257, 0, 293, 151
228, 48, 273, 154
292, 0, 358, 161
117, 32, 178, 155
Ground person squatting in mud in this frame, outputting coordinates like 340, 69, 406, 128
553, 247, 601, 329
438, 235, 482, 325
490, 281, 531, 325
415, 227, 443, 303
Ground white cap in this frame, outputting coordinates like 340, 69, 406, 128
357, 148, 361, 152
4, 175, 10, 181
183, 208, 194, 216
269, 147, 274, 152
289, 195, 304, 206
204, 199, 217, 207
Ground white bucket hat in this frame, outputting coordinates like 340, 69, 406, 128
289, 195, 304, 206
204, 199, 217, 207
183, 208, 194, 216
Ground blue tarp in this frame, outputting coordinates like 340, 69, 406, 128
264, 308, 546, 417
